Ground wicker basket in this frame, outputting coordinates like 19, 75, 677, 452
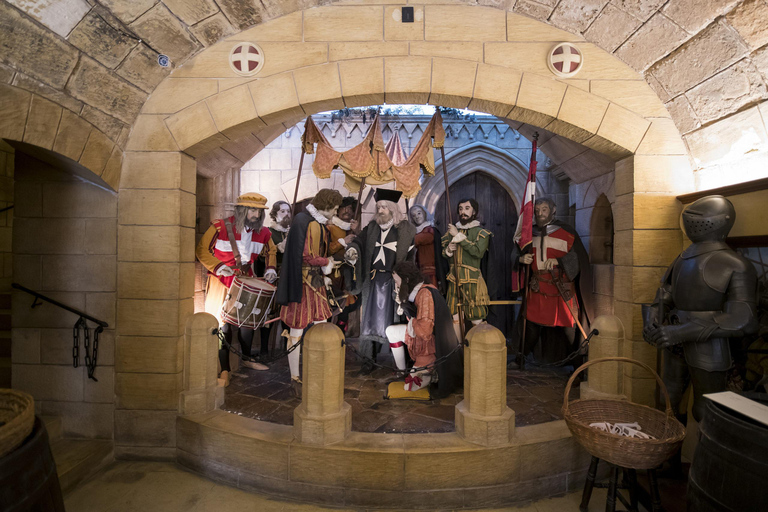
563, 357, 686, 470
0, 389, 35, 458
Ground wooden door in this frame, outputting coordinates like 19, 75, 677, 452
434, 172, 518, 337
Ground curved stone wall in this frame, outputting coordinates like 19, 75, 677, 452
176, 411, 592, 509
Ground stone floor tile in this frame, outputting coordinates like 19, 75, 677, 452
351, 409, 393, 433
219, 348, 573, 433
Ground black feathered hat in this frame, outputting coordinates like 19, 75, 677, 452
374, 188, 403, 203
340, 196, 358, 209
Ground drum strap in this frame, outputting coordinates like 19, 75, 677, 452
224, 219, 243, 268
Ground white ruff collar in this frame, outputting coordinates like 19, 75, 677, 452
456, 220, 480, 230
306, 204, 328, 225
414, 221, 432, 234
408, 282, 424, 302
331, 216, 351, 230
377, 219, 394, 231
271, 222, 289, 232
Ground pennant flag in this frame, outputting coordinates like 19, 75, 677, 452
512, 135, 538, 293
385, 128, 408, 166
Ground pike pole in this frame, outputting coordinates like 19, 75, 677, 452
518, 132, 539, 370
291, 149, 305, 214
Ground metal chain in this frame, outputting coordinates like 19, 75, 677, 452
72, 319, 81, 368
83, 323, 91, 371
215, 328, 303, 365
72, 316, 99, 381
89, 326, 102, 381
515, 328, 598, 369
342, 338, 464, 375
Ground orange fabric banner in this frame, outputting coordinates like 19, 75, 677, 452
300, 111, 445, 198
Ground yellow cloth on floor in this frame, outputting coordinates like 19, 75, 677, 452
385, 381, 431, 401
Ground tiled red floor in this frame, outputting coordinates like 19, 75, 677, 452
221, 338, 578, 433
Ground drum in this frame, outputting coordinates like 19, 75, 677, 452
221, 277, 276, 329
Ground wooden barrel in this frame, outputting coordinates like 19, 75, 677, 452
0, 417, 65, 512
687, 393, 768, 512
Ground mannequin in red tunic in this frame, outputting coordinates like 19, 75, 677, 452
512, 197, 590, 364
409, 205, 446, 292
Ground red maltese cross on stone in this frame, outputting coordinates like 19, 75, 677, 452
229, 43, 265, 77
547, 43, 583, 79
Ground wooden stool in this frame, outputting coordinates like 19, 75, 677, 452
580, 456, 664, 512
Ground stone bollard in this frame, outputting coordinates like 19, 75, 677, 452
580, 315, 626, 400
456, 323, 515, 446
294, 323, 351, 445
179, 313, 220, 415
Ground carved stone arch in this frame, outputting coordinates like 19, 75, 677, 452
414, 141, 527, 214
0, 84, 122, 191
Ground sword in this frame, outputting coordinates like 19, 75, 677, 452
550, 269, 588, 340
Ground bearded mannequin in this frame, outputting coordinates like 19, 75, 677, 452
195, 193, 278, 385
511, 197, 591, 366
345, 189, 416, 375
441, 198, 493, 339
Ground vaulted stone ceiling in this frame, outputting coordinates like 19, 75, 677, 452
1, 0, 767, 183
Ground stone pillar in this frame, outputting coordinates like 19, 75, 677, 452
580, 315, 626, 400
294, 323, 351, 446
456, 323, 514, 446
115, 150, 196, 459
179, 313, 219, 415
614, 153, 692, 406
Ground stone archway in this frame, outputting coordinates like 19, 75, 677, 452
115, 4, 696, 463
415, 141, 527, 214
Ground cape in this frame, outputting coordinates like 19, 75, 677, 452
276, 211, 314, 306
431, 225, 449, 295
426, 286, 463, 398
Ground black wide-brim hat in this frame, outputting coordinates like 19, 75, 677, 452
374, 188, 403, 203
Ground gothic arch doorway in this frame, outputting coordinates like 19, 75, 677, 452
435, 171, 518, 337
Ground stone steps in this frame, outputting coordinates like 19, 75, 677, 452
43, 416, 114, 494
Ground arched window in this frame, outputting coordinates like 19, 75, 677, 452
589, 194, 614, 264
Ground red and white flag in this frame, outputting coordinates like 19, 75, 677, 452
512, 136, 538, 293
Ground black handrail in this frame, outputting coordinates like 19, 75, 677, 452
12, 283, 109, 328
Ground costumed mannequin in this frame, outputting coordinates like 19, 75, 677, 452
345, 189, 416, 375
276, 189, 343, 392
386, 261, 462, 397
409, 205, 447, 293
644, 195, 758, 422
254, 200, 291, 356
267, 200, 291, 269
195, 193, 277, 386
441, 198, 492, 333
327, 196, 359, 331
511, 197, 590, 364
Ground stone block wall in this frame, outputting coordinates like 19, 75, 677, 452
11, 152, 116, 438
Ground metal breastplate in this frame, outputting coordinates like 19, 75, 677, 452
671, 250, 731, 371
671, 252, 727, 311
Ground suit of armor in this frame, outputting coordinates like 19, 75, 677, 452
645, 196, 758, 421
